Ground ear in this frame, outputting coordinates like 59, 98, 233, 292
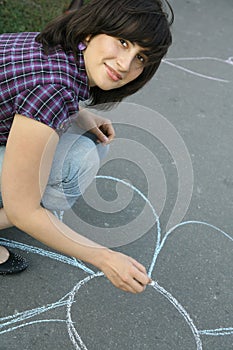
84, 35, 92, 43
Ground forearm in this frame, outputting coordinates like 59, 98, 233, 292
0, 207, 13, 229
4, 206, 151, 293
11, 206, 111, 270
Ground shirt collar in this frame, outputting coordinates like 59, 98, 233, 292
76, 51, 90, 101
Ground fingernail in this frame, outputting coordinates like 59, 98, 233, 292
101, 137, 109, 146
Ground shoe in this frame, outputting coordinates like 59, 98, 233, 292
0, 250, 28, 275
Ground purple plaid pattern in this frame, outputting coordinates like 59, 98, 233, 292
0, 32, 90, 144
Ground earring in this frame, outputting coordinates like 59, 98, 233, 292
78, 42, 87, 51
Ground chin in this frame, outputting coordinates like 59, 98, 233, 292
100, 86, 115, 91
98, 81, 124, 91
94, 84, 115, 91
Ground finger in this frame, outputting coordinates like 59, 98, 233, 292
116, 280, 144, 294
101, 123, 115, 142
108, 276, 139, 294
132, 266, 151, 286
108, 272, 146, 294
129, 257, 149, 276
91, 127, 109, 144
129, 278, 146, 293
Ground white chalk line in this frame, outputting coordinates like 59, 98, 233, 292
0, 238, 94, 275
96, 175, 162, 258
1, 175, 233, 348
66, 273, 103, 350
199, 328, 233, 336
150, 220, 233, 275
65, 271, 203, 350
0, 293, 72, 334
151, 281, 202, 349
0, 319, 69, 336
163, 56, 233, 83
165, 57, 233, 64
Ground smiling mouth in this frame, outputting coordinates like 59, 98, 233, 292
105, 64, 123, 82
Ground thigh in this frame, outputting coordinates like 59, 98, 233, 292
0, 133, 109, 211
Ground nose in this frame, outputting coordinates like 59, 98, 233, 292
116, 52, 135, 72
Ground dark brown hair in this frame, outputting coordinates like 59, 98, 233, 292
36, 0, 174, 109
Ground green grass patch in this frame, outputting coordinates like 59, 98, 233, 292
0, 0, 89, 34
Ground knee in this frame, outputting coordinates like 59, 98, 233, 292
63, 136, 100, 187
62, 135, 109, 187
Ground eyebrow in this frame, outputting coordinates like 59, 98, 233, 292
125, 39, 149, 59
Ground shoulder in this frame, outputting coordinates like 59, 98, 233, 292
0, 32, 39, 46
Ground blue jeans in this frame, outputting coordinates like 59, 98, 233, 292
0, 129, 108, 211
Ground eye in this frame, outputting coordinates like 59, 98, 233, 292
136, 54, 144, 63
136, 53, 147, 65
119, 39, 128, 48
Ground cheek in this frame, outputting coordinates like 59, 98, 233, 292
129, 67, 144, 82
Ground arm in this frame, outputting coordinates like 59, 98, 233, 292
2, 114, 151, 293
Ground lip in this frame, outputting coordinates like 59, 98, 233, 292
105, 64, 123, 82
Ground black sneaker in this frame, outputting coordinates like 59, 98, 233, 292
0, 250, 28, 275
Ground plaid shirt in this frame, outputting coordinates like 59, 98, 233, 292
0, 32, 90, 144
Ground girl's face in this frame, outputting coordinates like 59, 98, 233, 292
83, 34, 147, 90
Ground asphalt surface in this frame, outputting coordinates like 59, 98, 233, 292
1, 1, 233, 349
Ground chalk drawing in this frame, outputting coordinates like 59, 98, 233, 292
163, 56, 233, 83
1, 175, 233, 349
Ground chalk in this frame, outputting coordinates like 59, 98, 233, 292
163, 56, 233, 83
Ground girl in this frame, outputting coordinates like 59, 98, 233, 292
0, 0, 173, 293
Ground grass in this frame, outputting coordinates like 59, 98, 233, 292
0, 0, 89, 34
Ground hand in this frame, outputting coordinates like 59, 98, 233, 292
100, 250, 152, 293
77, 108, 115, 145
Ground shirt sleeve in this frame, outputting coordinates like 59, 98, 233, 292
14, 84, 79, 133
